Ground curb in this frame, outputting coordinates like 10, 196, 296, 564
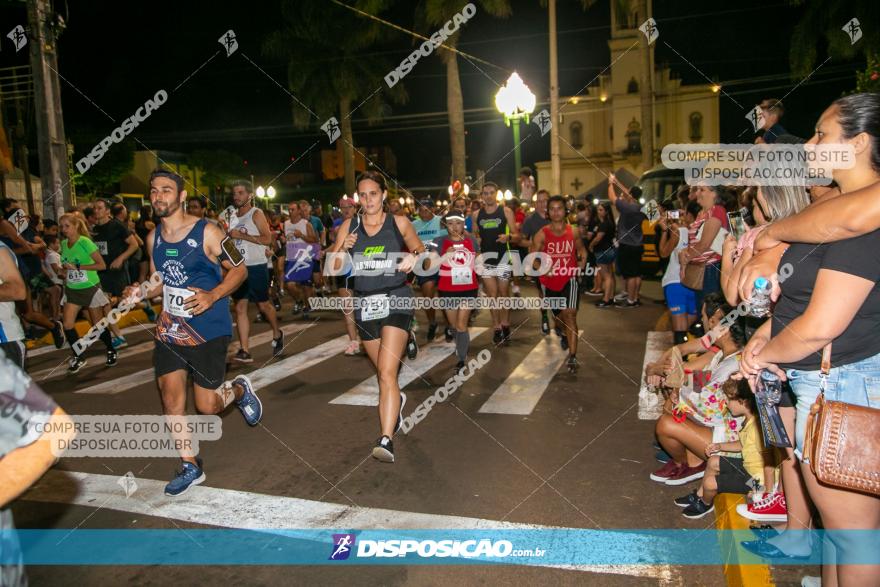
715, 493, 775, 587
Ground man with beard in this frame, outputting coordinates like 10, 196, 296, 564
124, 169, 259, 496
226, 180, 283, 362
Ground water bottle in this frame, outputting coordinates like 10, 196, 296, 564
748, 277, 773, 318
756, 369, 782, 406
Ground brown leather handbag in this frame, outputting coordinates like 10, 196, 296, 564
803, 345, 880, 496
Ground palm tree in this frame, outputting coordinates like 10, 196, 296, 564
788, 0, 879, 77
418, 0, 511, 184
263, 0, 407, 194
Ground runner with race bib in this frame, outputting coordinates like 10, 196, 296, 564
327, 171, 423, 463
124, 169, 261, 496
531, 195, 587, 373
432, 211, 479, 373
58, 213, 116, 373
283, 202, 319, 319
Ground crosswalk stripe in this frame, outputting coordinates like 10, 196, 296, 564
33, 322, 310, 384
242, 334, 350, 389
27, 323, 155, 358
478, 330, 582, 416
21, 470, 675, 580
329, 327, 488, 406
73, 323, 315, 395
638, 331, 672, 420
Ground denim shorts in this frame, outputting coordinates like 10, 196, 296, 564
787, 350, 880, 461
595, 247, 616, 265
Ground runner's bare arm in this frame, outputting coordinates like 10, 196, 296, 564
0, 406, 74, 508
0, 246, 26, 302
395, 215, 424, 273
184, 222, 247, 314
0, 218, 37, 254
530, 227, 545, 255
111, 233, 140, 269
303, 222, 318, 244
328, 218, 353, 254
503, 207, 520, 242
124, 228, 164, 302
757, 180, 880, 249
470, 210, 481, 245
250, 208, 273, 246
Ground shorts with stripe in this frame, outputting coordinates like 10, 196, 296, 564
541, 278, 579, 316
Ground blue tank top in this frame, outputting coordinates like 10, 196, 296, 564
152, 220, 230, 346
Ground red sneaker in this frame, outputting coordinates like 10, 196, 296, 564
736, 492, 787, 522
650, 460, 684, 483
664, 461, 707, 486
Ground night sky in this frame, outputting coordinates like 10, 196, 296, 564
0, 0, 861, 195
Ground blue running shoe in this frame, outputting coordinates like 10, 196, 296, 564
144, 304, 157, 322
233, 374, 262, 426
111, 336, 128, 349
164, 459, 205, 496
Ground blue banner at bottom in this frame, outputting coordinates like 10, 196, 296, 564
2, 529, 879, 565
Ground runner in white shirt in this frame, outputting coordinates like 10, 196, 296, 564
226, 180, 283, 362
283, 202, 318, 319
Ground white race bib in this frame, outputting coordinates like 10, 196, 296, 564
163, 285, 195, 318
66, 269, 87, 284
451, 266, 474, 286
96, 241, 109, 255
361, 294, 390, 321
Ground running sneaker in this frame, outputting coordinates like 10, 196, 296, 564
344, 340, 361, 356
406, 331, 418, 360
560, 334, 569, 351
615, 299, 642, 308
144, 304, 157, 322
410, 318, 419, 333
566, 355, 578, 373
650, 460, 684, 483
233, 349, 254, 363
272, 332, 284, 357
664, 462, 707, 486
594, 300, 613, 308
444, 327, 454, 343
233, 374, 262, 426
396, 392, 407, 433
584, 290, 603, 296
736, 492, 787, 522
372, 435, 394, 463
455, 360, 465, 374
613, 292, 628, 302
682, 498, 715, 519
273, 299, 282, 311
674, 489, 700, 508
68, 355, 87, 373
426, 322, 438, 342
255, 313, 265, 323
111, 336, 128, 349
51, 320, 64, 349
501, 325, 511, 345
541, 313, 550, 335
492, 329, 503, 345
164, 459, 206, 496
106, 349, 118, 367
291, 305, 301, 316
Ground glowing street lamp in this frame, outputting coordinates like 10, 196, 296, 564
256, 185, 266, 198
266, 186, 276, 199
495, 72, 535, 188
503, 189, 513, 201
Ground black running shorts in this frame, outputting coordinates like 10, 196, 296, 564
355, 312, 411, 342
154, 336, 230, 390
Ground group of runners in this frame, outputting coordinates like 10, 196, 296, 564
2, 168, 589, 494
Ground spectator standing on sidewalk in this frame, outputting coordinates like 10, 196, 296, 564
607, 175, 646, 307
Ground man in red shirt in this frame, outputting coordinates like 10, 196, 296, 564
531, 195, 587, 372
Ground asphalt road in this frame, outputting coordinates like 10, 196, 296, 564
10, 281, 733, 586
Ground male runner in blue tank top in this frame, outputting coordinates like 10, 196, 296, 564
124, 170, 262, 496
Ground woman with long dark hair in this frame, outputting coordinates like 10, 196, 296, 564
588, 201, 617, 307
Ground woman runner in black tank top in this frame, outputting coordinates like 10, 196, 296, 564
327, 171, 424, 463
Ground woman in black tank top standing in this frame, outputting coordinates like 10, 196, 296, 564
328, 171, 423, 463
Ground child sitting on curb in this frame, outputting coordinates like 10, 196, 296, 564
675, 378, 783, 519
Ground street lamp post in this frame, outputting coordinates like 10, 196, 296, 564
495, 72, 536, 188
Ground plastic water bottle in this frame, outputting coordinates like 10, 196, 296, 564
748, 277, 773, 318
756, 370, 783, 405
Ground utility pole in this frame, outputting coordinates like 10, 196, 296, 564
27, 0, 71, 220
638, 0, 655, 170
548, 0, 561, 195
